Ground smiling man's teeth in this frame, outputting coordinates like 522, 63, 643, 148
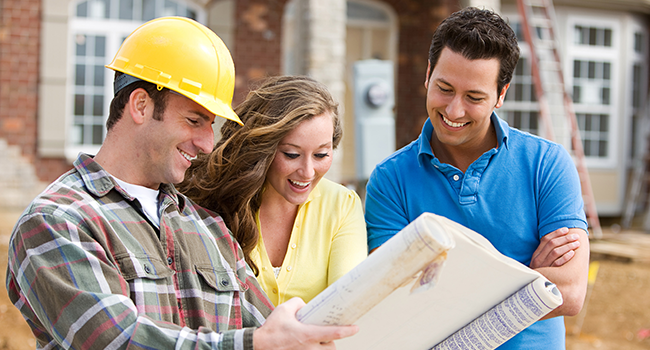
289, 179, 310, 188
179, 149, 196, 162
442, 115, 468, 128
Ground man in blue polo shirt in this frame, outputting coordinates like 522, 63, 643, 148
365, 7, 589, 350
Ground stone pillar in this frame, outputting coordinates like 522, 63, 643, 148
300, 0, 347, 183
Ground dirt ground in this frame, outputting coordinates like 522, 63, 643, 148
0, 209, 649, 349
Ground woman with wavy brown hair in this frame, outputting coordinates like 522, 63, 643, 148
179, 75, 367, 306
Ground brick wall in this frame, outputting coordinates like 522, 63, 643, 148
382, 0, 460, 148
232, 0, 290, 105
0, 0, 70, 184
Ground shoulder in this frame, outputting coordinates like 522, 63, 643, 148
179, 194, 233, 237
22, 169, 93, 218
369, 139, 421, 183
506, 127, 571, 162
314, 178, 362, 206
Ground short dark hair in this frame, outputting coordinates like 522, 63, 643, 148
427, 7, 520, 96
106, 72, 171, 130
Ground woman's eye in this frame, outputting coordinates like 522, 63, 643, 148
283, 152, 299, 159
315, 153, 330, 159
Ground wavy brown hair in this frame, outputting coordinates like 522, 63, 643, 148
178, 75, 341, 275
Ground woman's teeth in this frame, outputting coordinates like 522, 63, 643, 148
289, 179, 310, 188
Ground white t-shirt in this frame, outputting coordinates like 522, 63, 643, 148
112, 176, 161, 227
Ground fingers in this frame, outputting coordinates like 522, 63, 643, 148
530, 228, 580, 269
307, 324, 359, 344
254, 297, 358, 350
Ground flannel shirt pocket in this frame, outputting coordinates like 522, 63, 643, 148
116, 255, 175, 280
195, 265, 248, 292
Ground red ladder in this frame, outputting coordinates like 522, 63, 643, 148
516, 0, 603, 238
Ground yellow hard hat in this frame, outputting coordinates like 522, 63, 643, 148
106, 16, 242, 125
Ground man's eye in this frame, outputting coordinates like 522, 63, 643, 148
438, 85, 451, 93
283, 152, 299, 159
188, 118, 199, 125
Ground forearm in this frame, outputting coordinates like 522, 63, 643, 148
534, 228, 590, 319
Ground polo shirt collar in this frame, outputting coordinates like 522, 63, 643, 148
417, 112, 509, 166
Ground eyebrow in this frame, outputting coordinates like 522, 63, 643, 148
281, 141, 333, 149
436, 78, 489, 96
191, 110, 214, 123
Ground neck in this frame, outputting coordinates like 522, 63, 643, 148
94, 131, 160, 190
430, 124, 497, 173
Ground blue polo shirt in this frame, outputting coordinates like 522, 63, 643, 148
365, 112, 588, 350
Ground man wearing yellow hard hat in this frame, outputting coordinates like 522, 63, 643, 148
6, 17, 357, 349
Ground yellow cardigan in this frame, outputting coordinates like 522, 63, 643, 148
251, 178, 368, 306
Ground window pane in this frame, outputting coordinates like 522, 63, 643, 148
588, 61, 595, 79
604, 29, 612, 47
600, 114, 609, 132
75, 65, 86, 86
95, 36, 106, 57
602, 87, 610, 105
186, 8, 197, 20
77, 1, 88, 17
589, 27, 597, 45
94, 65, 104, 86
574, 26, 583, 44
76, 35, 87, 56
75, 95, 85, 115
599, 141, 607, 157
530, 111, 539, 134
513, 111, 521, 129
163, 0, 179, 17
633, 64, 642, 108
573, 86, 581, 103
573, 60, 581, 78
347, 1, 389, 21
584, 140, 592, 156
143, 0, 156, 21
514, 83, 523, 101
634, 32, 643, 53
93, 95, 104, 116
119, 0, 134, 20
603, 62, 610, 80
92, 125, 104, 145
90, 0, 109, 18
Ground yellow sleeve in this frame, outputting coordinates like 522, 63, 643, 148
327, 186, 368, 285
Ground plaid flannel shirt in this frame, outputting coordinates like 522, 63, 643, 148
6, 154, 274, 350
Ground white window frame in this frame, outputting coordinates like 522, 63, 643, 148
624, 18, 649, 165
565, 15, 620, 168
66, 0, 206, 160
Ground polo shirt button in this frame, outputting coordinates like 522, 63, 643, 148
221, 279, 229, 287
262, 266, 267, 270
286, 266, 292, 271
453, 174, 460, 181
272, 288, 278, 294
144, 265, 151, 274
167, 257, 173, 265
291, 243, 297, 249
